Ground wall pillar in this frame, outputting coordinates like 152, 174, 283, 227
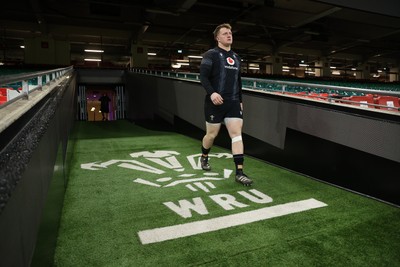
357, 63, 370, 79
24, 37, 70, 65
315, 58, 331, 77
259, 63, 267, 74
130, 44, 148, 68
271, 55, 282, 75
389, 67, 399, 82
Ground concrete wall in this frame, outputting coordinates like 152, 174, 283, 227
0, 73, 76, 266
125, 73, 400, 163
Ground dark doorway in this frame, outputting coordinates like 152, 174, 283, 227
86, 86, 116, 121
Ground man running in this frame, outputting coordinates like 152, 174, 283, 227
199, 23, 253, 186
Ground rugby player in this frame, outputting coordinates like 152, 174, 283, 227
199, 23, 253, 186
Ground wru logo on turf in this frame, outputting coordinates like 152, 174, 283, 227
81, 150, 328, 245
81, 150, 234, 192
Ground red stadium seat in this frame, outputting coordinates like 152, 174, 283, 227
0, 95, 7, 105
342, 95, 375, 108
374, 96, 400, 111
0, 88, 7, 96
0, 88, 8, 105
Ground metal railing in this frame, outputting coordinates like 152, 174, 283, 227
0, 66, 73, 108
0, 66, 74, 134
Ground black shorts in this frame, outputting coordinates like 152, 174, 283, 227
204, 98, 242, 123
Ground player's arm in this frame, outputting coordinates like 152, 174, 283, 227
199, 53, 215, 95
238, 71, 243, 110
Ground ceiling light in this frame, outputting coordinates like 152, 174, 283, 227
147, 52, 157, 56
141, 25, 149, 34
20, 45, 25, 49
188, 55, 202, 58
85, 49, 104, 53
84, 58, 102, 62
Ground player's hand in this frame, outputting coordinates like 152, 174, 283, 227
211, 92, 223, 105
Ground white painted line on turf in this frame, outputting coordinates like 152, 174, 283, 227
137, 198, 327, 244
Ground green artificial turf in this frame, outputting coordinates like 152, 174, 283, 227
54, 120, 400, 266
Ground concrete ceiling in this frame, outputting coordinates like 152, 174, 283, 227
1, 0, 400, 70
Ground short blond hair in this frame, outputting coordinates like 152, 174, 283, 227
213, 23, 232, 39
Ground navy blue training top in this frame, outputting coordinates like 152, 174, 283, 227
200, 47, 242, 102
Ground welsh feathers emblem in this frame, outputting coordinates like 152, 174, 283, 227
81, 150, 233, 192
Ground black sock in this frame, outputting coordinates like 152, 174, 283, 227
201, 146, 210, 157
233, 154, 244, 175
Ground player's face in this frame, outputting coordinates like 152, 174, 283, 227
216, 27, 233, 47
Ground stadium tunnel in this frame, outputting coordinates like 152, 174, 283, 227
0, 67, 399, 266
